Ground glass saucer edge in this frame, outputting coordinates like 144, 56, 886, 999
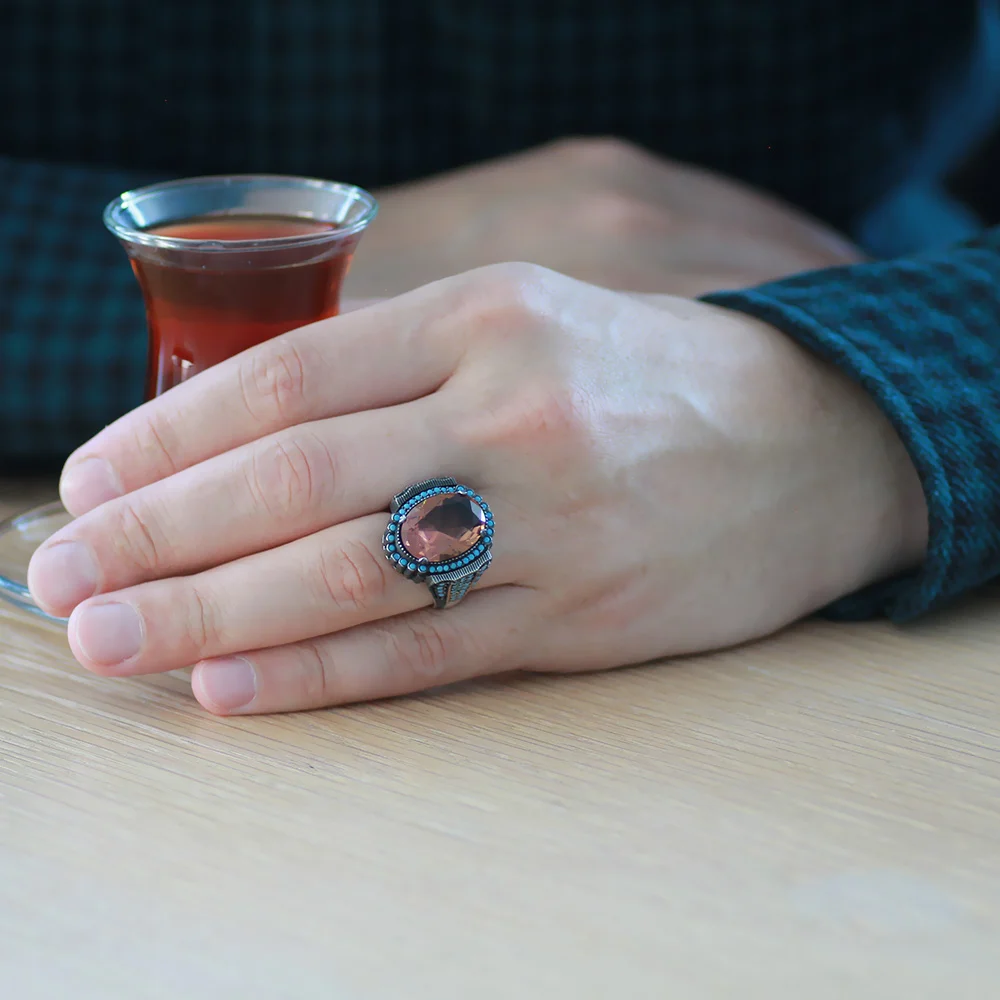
0, 500, 72, 628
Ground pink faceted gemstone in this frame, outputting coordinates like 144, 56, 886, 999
400, 492, 486, 562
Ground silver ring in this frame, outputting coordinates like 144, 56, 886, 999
383, 477, 494, 609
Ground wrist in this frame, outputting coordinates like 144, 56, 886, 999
756, 313, 929, 604
688, 301, 929, 612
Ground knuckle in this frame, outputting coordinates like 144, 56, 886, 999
381, 618, 455, 682
186, 583, 223, 652
478, 259, 551, 291
582, 190, 657, 236
457, 377, 589, 459
130, 409, 181, 477
292, 640, 334, 706
549, 135, 645, 172
315, 537, 391, 616
108, 500, 168, 575
238, 338, 310, 425
470, 260, 545, 306
456, 262, 555, 342
508, 381, 588, 449
246, 431, 337, 520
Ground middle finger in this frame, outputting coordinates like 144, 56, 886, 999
28, 395, 454, 618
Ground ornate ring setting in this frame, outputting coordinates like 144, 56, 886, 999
383, 477, 494, 609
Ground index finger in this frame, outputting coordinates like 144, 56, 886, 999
59, 283, 463, 516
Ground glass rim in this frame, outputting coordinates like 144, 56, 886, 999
102, 173, 379, 253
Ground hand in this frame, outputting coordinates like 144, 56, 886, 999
346, 137, 864, 299
29, 264, 926, 715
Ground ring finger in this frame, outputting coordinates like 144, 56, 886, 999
65, 508, 514, 678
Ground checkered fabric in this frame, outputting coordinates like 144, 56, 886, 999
1, 0, 997, 619
707, 230, 1000, 621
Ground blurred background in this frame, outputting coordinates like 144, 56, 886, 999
951, 125, 1000, 222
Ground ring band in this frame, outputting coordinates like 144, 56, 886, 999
383, 477, 494, 609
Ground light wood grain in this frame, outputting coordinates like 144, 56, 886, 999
0, 481, 998, 999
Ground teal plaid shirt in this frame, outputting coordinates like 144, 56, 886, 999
2, 0, 999, 622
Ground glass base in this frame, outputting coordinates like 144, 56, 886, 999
0, 500, 73, 627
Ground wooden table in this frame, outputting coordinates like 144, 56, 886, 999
1, 481, 998, 999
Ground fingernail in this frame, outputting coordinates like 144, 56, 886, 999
73, 602, 145, 667
196, 658, 258, 713
60, 457, 123, 514
27, 540, 100, 613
